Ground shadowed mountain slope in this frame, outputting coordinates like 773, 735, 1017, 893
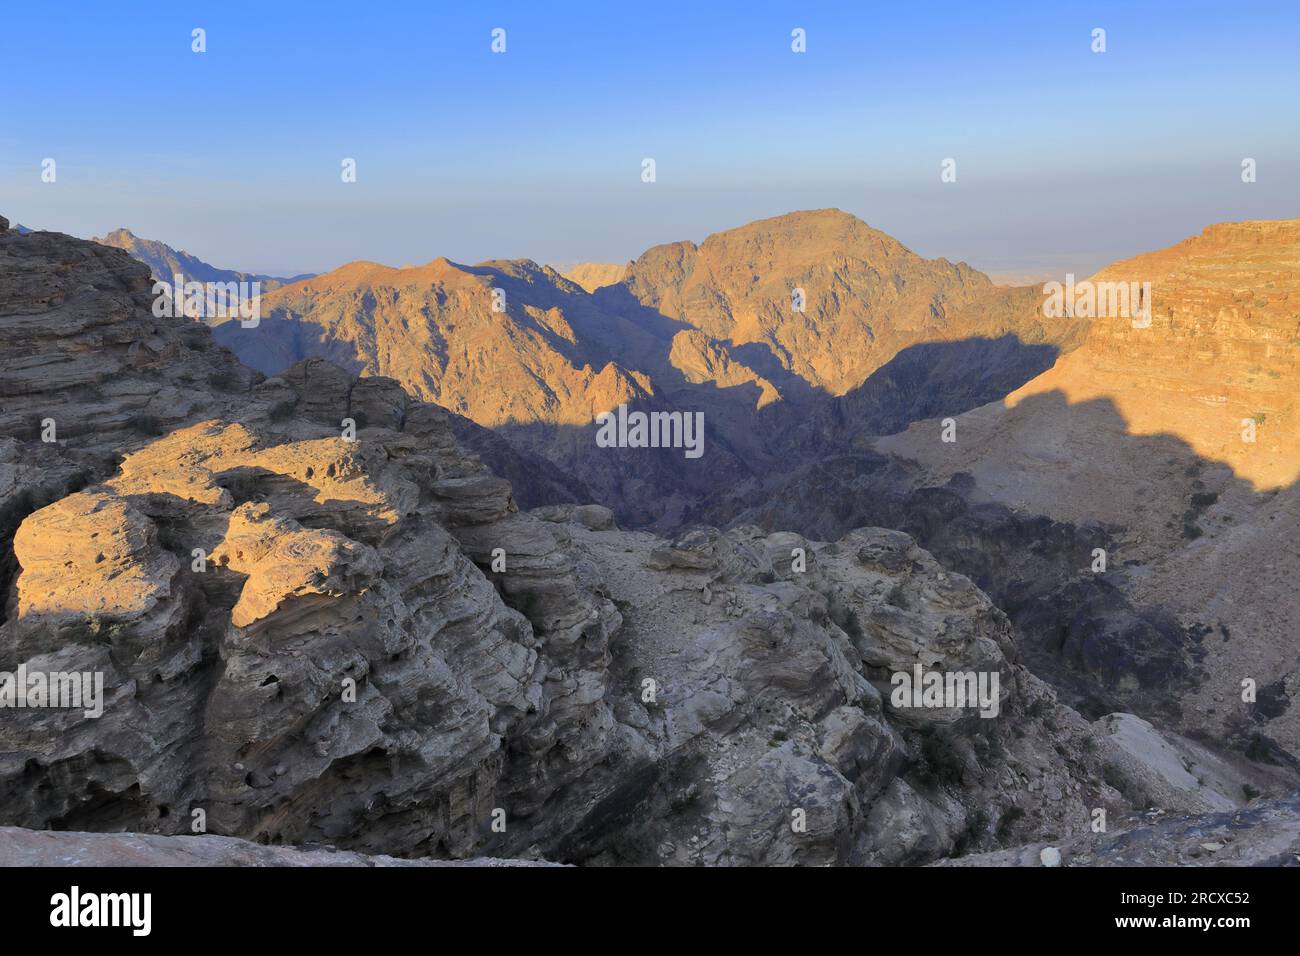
214, 209, 1089, 528
6, 214, 1234, 866
868, 219, 1300, 767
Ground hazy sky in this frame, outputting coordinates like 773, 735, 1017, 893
3, 1, 1298, 278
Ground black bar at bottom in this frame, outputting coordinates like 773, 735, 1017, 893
0, 863, 1283, 942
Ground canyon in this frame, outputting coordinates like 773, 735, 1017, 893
186, 209, 1300, 775
0, 210, 1295, 866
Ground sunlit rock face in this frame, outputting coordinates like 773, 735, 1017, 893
1, 218, 1203, 866
210, 209, 1090, 531
875, 220, 1300, 766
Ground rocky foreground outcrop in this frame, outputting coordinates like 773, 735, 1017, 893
0, 220, 1280, 865
0, 826, 552, 867
937, 794, 1300, 867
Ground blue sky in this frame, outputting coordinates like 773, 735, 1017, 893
2, 1, 1297, 277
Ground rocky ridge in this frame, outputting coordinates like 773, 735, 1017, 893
210, 209, 1090, 529
558, 262, 627, 293
0, 826, 553, 867
92, 228, 310, 324
937, 793, 1300, 867
0, 217, 1251, 865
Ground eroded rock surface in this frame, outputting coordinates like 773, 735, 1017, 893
937, 794, 1300, 867
0, 827, 552, 867
875, 220, 1300, 767
0, 221, 1286, 865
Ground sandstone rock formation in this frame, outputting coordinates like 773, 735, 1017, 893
875, 220, 1300, 768
0, 220, 1218, 866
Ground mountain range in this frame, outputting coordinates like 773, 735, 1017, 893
199, 210, 1089, 527
93, 207, 1299, 777
1, 207, 1290, 866
10, 213, 1219, 866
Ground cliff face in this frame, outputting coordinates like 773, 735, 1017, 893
0, 218, 1198, 865
880, 219, 1300, 512
873, 220, 1300, 766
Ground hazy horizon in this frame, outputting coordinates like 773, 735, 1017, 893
6, 207, 1182, 286
4, 0, 1298, 277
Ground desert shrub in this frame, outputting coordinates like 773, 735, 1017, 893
1245, 733, 1283, 765
831, 604, 865, 642
952, 808, 990, 857
916, 726, 964, 787
605, 826, 657, 865
208, 370, 237, 390
996, 806, 1025, 841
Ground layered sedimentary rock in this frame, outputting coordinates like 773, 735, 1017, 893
875, 220, 1300, 767
0, 220, 1229, 865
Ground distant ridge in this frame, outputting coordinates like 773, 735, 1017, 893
92, 228, 313, 324
211, 208, 1089, 528
558, 262, 627, 292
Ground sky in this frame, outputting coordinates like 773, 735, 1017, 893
2, 1, 1298, 278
